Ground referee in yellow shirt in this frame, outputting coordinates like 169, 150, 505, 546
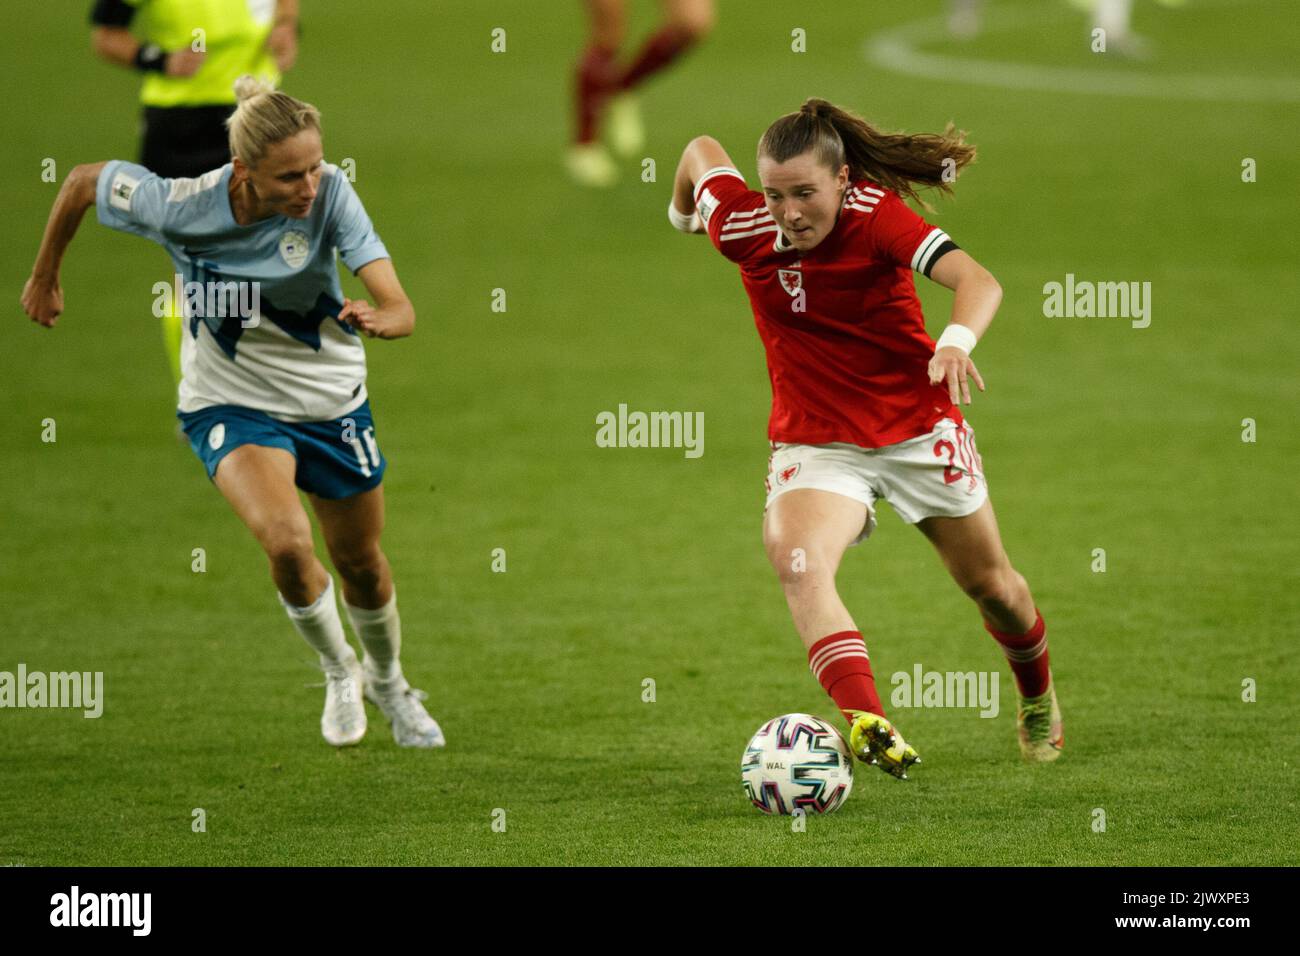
89, 0, 299, 404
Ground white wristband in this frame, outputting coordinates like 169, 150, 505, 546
935, 324, 978, 354
668, 200, 703, 233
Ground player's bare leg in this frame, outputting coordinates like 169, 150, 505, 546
213, 444, 365, 746
307, 484, 392, 610
916, 498, 1034, 633
917, 498, 1063, 761
214, 444, 328, 605
763, 488, 918, 777
309, 484, 444, 748
763, 488, 863, 649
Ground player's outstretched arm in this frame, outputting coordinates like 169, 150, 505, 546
926, 250, 1002, 405
21, 162, 108, 328
668, 136, 735, 233
90, 27, 206, 76
338, 259, 415, 340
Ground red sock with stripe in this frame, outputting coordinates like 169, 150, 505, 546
808, 630, 884, 725
984, 609, 1051, 698
574, 43, 619, 143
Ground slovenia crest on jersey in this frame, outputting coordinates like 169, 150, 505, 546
279, 230, 310, 269
778, 269, 803, 296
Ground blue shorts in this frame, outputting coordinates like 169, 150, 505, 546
177, 400, 387, 500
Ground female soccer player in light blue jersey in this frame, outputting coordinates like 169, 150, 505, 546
21, 76, 443, 749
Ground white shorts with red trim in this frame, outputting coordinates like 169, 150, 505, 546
763, 417, 988, 545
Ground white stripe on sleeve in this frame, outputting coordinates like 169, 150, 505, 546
911, 227, 952, 274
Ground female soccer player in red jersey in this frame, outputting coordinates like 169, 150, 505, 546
669, 99, 1063, 777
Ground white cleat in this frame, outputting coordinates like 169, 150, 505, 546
565, 141, 619, 188
363, 665, 446, 749
321, 654, 366, 747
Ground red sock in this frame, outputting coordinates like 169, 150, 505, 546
617, 25, 695, 91
808, 631, 884, 725
574, 43, 620, 143
984, 609, 1051, 698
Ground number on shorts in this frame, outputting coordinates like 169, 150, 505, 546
933, 438, 961, 485
933, 424, 981, 491
348, 426, 380, 477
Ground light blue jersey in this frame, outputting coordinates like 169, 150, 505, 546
96, 161, 389, 421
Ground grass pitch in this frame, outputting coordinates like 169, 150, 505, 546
1, 0, 1296, 865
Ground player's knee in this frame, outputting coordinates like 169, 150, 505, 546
333, 546, 385, 589
962, 566, 1017, 611
766, 538, 831, 588
261, 519, 315, 568
670, 8, 715, 42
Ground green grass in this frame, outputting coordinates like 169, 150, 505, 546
1, 0, 1296, 866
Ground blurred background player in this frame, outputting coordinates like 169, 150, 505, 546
669, 99, 1063, 776
1069, 0, 1143, 56
567, 0, 715, 187
955, 1, 1186, 53
1069, 0, 1187, 59
89, 0, 299, 419
21, 77, 444, 750
947, 0, 984, 39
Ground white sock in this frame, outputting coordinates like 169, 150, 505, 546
279, 576, 356, 668
344, 587, 402, 681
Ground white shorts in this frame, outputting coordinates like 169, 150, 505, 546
763, 417, 988, 545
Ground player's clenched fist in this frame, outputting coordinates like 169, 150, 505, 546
339, 297, 391, 339
928, 345, 985, 406
21, 275, 63, 328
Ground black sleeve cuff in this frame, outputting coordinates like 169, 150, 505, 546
922, 240, 960, 278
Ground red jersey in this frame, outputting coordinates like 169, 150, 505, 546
694, 165, 963, 449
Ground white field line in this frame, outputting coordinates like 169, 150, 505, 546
864, 2, 1300, 103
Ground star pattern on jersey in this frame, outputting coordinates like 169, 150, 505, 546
183, 260, 353, 361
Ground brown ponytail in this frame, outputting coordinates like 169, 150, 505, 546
758, 97, 976, 210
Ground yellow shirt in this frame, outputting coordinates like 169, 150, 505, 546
127, 0, 280, 107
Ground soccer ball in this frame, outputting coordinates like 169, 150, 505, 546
741, 713, 854, 815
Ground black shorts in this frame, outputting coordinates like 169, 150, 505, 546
140, 105, 235, 178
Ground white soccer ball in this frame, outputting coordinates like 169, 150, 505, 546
741, 713, 854, 815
